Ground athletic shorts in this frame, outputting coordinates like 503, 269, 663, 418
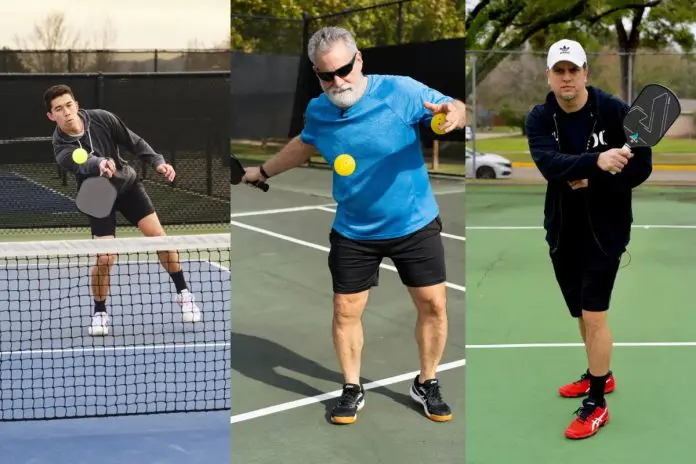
328, 216, 446, 294
549, 240, 622, 318
88, 181, 155, 237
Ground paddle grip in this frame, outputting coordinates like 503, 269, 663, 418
608, 143, 632, 176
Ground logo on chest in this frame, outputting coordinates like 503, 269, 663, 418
589, 129, 608, 149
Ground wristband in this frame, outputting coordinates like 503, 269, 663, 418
259, 165, 270, 179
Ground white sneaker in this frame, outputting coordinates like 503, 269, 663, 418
89, 312, 111, 336
176, 290, 201, 322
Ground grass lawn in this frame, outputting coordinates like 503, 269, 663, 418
466, 135, 696, 165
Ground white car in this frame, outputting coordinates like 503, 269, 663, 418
465, 147, 512, 179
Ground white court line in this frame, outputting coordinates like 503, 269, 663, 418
314, 206, 466, 242
229, 340, 696, 424
230, 220, 466, 292
229, 358, 465, 424
467, 225, 696, 230
0, 341, 229, 357
230, 204, 337, 218
442, 233, 465, 241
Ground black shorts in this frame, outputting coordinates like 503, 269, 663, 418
88, 181, 155, 237
328, 216, 446, 294
550, 241, 622, 318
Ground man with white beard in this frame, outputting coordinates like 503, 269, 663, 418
243, 26, 466, 426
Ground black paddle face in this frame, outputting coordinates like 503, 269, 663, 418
623, 84, 681, 148
230, 156, 244, 185
230, 154, 270, 192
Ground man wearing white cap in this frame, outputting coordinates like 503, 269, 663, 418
524, 39, 652, 440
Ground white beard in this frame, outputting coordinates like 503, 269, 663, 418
325, 77, 367, 108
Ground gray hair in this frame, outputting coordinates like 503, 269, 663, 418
307, 26, 358, 65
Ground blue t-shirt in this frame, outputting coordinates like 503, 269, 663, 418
300, 74, 453, 240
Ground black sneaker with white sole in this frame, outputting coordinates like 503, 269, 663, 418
409, 376, 452, 422
330, 383, 365, 425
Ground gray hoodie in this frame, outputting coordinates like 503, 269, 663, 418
52, 108, 166, 187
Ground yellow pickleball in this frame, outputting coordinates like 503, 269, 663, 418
72, 148, 88, 164
431, 113, 447, 135
334, 154, 356, 176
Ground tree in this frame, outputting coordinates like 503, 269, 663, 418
465, 0, 696, 102
13, 12, 117, 72
13, 12, 87, 72
230, 0, 465, 54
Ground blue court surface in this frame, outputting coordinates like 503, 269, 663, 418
0, 258, 231, 463
0, 171, 77, 214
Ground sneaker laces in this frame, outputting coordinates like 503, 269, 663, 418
572, 400, 598, 422
337, 386, 361, 407
423, 382, 445, 405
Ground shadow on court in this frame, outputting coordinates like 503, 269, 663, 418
231, 332, 421, 423
231, 167, 465, 464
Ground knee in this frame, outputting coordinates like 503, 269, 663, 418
416, 292, 447, 318
581, 311, 607, 331
333, 293, 365, 324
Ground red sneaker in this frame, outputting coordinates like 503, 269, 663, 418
565, 398, 609, 439
559, 371, 615, 398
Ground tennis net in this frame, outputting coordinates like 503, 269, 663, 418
0, 233, 230, 421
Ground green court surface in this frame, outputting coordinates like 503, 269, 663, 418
230, 168, 465, 463
466, 184, 696, 464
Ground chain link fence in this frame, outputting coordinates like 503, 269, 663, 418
0, 49, 230, 73
466, 49, 696, 177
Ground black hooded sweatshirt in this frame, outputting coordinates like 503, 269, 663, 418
52, 108, 165, 188
525, 86, 652, 257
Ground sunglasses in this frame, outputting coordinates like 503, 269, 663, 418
314, 54, 357, 82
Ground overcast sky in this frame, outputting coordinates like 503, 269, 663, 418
0, 0, 229, 50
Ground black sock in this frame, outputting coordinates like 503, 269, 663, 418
94, 300, 107, 314
588, 372, 609, 406
169, 270, 188, 293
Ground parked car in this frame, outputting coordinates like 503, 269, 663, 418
465, 147, 512, 179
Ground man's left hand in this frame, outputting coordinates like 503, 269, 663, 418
157, 163, 176, 182
424, 101, 465, 133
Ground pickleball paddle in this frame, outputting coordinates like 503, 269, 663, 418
231, 152, 269, 192
612, 83, 681, 174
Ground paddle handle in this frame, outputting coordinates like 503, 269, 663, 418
609, 143, 631, 175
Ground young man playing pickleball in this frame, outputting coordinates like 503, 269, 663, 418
45, 84, 202, 336
243, 26, 467, 425
525, 39, 652, 439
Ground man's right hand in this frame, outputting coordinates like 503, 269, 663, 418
597, 147, 633, 173
242, 166, 267, 185
99, 158, 116, 177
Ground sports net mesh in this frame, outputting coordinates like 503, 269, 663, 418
0, 137, 230, 232
0, 233, 230, 421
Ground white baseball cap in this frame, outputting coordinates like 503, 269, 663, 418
547, 39, 587, 69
